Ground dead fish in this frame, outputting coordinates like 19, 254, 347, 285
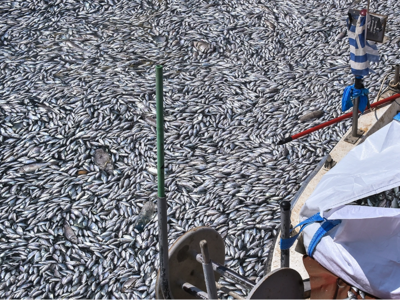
147, 167, 158, 175
64, 224, 78, 244
299, 110, 324, 122
265, 20, 276, 30
18, 162, 48, 173
54, 269, 61, 278
65, 40, 84, 52
143, 116, 157, 127
335, 30, 347, 41
347, 290, 358, 300
391, 198, 399, 208
194, 40, 210, 53
122, 277, 137, 292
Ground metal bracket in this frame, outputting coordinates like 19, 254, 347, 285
323, 154, 336, 170
344, 129, 365, 144
303, 278, 311, 299
389, 65, 400, 91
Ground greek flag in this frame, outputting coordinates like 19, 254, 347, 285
347, 10, 379, 76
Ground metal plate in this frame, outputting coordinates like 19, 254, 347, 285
155, 227, 225, 299
344, 129, 365, 144
248, 268, 304, 299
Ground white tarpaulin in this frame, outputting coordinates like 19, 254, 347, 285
299, 120, 400, 299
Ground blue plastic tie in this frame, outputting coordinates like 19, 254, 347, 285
342, 85, 369, 113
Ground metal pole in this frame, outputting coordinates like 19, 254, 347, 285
352, 76, 363, 137
280, 201, 291, 268
351, 96, 359, 137
196, 254, 255, 289
200, 240, 218, 300
156, 65, 171, 299
182, 282, 209, 299
394, 65, 399, 85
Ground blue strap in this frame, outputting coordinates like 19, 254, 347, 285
280, 213, 324, 250
307, 219, 341, 258
291, 212, 324, 231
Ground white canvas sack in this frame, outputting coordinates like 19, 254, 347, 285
299, 120, 400, 299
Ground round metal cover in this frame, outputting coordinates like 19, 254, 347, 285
248, 268, 303, 299
155, 227, 225, 299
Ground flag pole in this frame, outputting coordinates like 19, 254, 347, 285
348, 8, 368, 143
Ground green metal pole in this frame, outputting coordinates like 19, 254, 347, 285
156, 65, 171, 299
156, 65, 165, 197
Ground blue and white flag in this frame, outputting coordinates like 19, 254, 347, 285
347, 10, 379, 76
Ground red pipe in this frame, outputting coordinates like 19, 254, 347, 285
277, 93, 400, 145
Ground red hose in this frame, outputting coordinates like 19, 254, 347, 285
278, 93, 400, 145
